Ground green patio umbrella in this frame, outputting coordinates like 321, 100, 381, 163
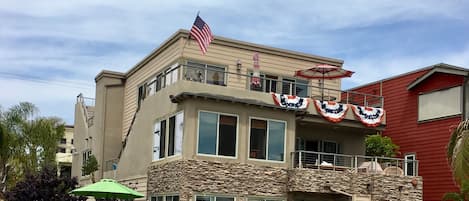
70, 179, 144, 199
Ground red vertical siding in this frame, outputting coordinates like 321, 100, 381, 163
352, 70, 463, 201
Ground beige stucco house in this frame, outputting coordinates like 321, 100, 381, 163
72, 30, 422, 201
57, 125, 74, 177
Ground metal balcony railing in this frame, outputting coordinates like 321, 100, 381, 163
291, 151, 418, 176
142, 64, 384, 108
76, 93, 95, 107
76, 93, 95, 127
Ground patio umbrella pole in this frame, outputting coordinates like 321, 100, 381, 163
321, 71, 325, 101
294, 64, 354, 102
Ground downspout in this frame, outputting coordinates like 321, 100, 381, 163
462, 75, 468, 120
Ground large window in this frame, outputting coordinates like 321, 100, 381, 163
57, 147, 66, 153
198, 111, 237, 157
185, 61, 226, 86
140, 63, 179, 100
249, 118, 286, 161
165, 64, 179, 87
153, 112, 184, 161
295, 139, 342, 164
196, 196, 234, 201
137, 84, 146, 110
250, 74, 278, 93
281, 78, 308, 97
418, 86, 461, 121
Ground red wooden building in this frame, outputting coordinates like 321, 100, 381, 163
349, 63, 468, 201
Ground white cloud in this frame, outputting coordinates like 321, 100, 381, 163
344, 44, 469, 87
0, 78, 94, 123
1, 0, 468, 123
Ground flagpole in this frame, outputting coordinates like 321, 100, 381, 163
180, 11, 200, 60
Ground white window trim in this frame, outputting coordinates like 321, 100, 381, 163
404, 153, 416, 176
195, 195, 236, 201
168, 111, 184, 157
248, 116, 287, 163
152, 111, 184, 162
196, 110, 239, 159
152, 119, 165, 161
418, 86, 462, 122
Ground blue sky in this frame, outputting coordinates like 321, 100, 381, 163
1, 0, 469, 124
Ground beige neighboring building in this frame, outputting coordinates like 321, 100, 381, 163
57, 125, 74, 177
72, 30, 422, 201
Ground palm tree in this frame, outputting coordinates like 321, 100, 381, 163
447, 120, 469, 185
0, 102, 65, 195
442, 180, 469, 201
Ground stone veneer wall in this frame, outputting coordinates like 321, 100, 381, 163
289, 169, 423, 201
148, 160, 423, 201
148, 160, 288, 201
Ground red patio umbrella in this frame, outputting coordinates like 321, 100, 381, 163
294, 64, 354, 100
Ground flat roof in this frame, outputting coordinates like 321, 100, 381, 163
101, 29, 345, 79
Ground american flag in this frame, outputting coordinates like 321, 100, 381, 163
190, 15, 214, 54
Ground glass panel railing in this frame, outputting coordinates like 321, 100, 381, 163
143, 64, 384, 107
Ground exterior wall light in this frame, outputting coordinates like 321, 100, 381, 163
236, 59, 242, 71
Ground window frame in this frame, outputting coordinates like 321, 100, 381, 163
195, 195, 236, 201
248, 116, 287, 163
153, 111, 184, 161
137, 84, 146, 110
168, 111, 184, 157
185, 61, 227, 86
196, 110, 239, 159
418, 86, 462, 122
150, 194, 180, 201
57, 147, 66, 153
281, 77, 309, 97
249, 72, 279, 93
404, 153, 417, 176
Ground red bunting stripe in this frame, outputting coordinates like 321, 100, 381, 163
314, 100, 348, 123
351, 105, 385, 127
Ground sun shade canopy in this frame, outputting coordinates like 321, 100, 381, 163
70, 179, 144, 199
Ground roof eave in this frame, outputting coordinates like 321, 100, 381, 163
407, 64, 469, 90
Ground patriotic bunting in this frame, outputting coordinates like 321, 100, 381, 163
314, 100, 348, 123
272, 93, 309, 110
351, 105, 385, 127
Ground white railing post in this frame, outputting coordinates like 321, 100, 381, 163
333, 155, 336, 171
374, 157, 378, 173
354, 156, 358, 173
299, 151, 303, 168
